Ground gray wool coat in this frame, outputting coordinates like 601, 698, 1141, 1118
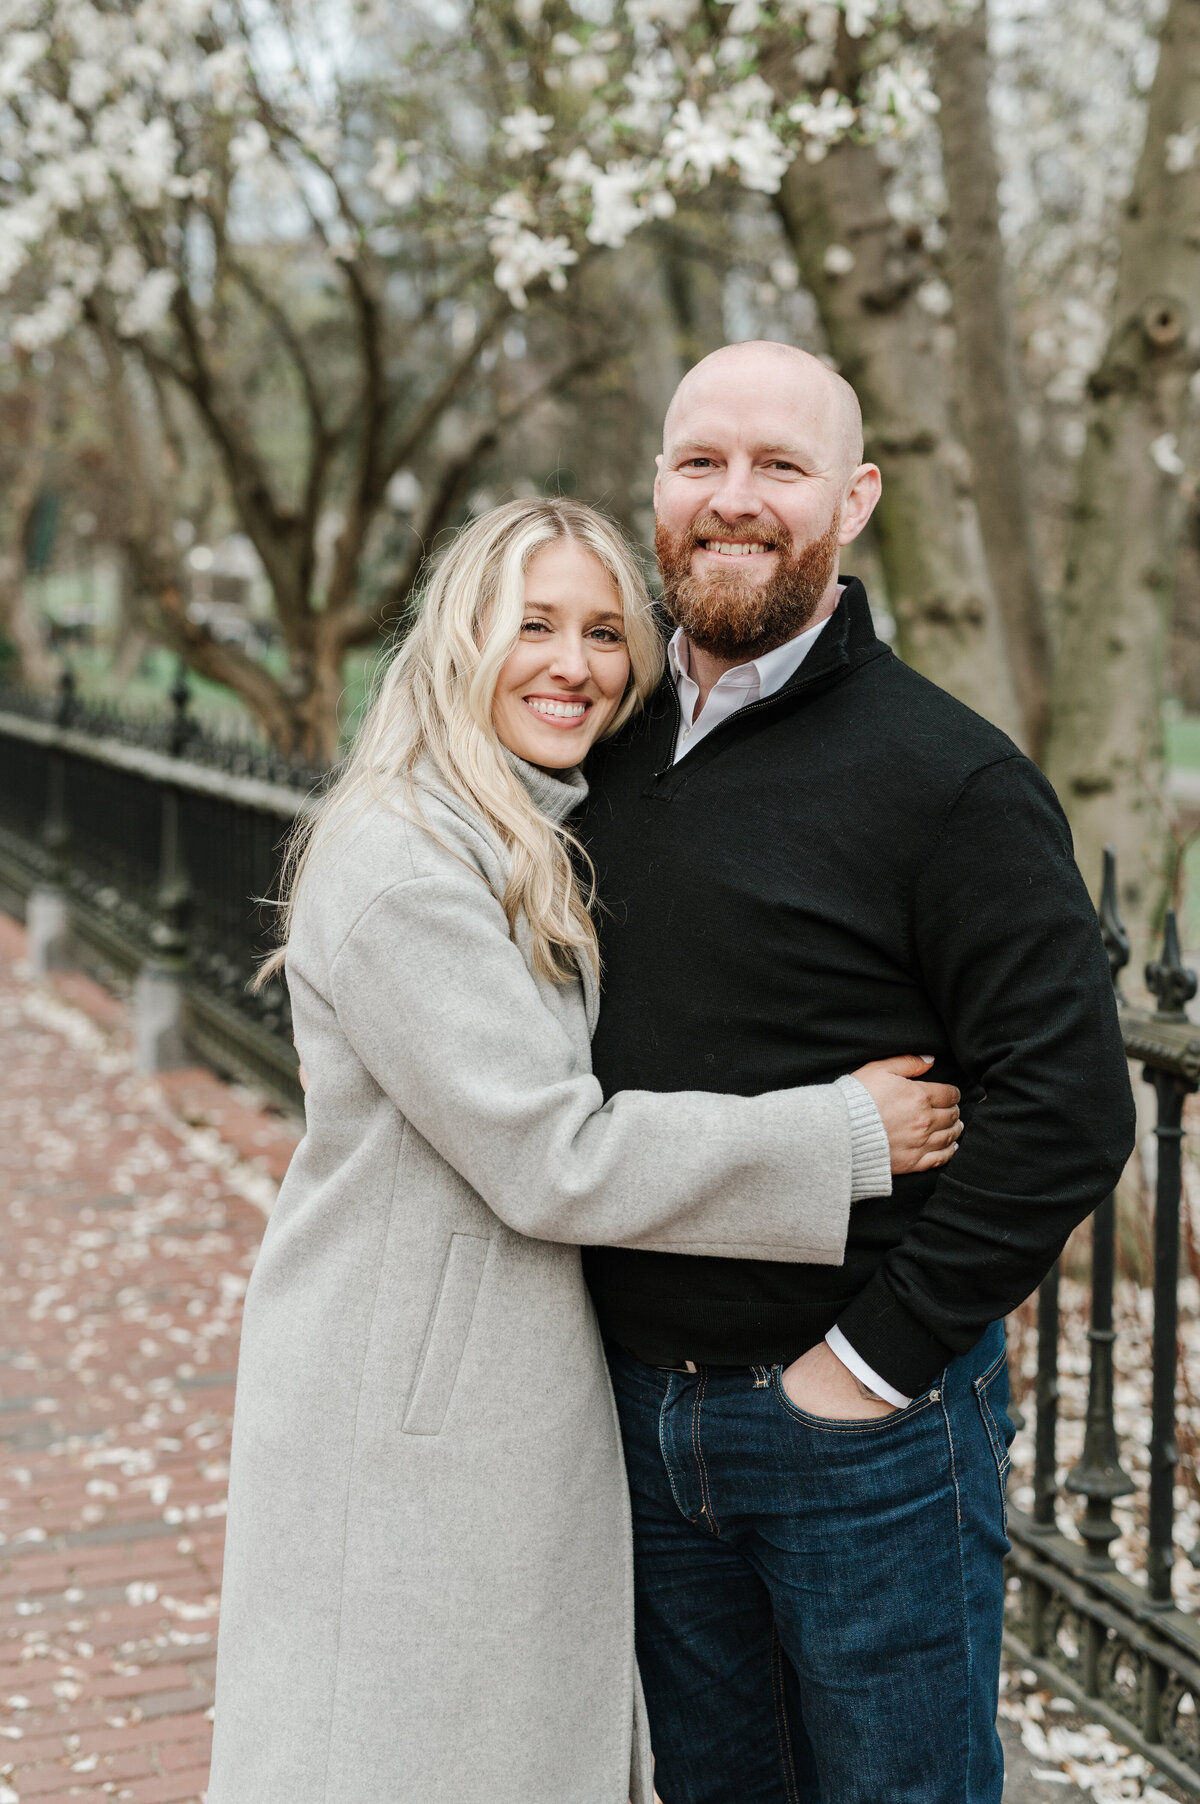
208, 756, 888, 1804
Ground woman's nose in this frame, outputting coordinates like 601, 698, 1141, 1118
548, 639, 590, 683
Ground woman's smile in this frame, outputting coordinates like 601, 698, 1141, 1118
522, 693, 593, 725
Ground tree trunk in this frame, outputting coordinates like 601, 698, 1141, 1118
775, 141, 1026, 744
655, 214, 729, 372
0, 380, 56, 689
94, 327, 319, 757
933, 0, 1052, 761
1045, 0, 1200, 920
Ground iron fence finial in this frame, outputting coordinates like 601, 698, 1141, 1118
169, 658, 192, 759
1146, 909, 1198, 1021
1099, 846, 1130, 997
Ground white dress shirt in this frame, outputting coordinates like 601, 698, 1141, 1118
667, 612, 913, 1409
668, 614, 832, 763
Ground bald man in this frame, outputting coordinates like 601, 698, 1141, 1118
574, 342, 1133, 1803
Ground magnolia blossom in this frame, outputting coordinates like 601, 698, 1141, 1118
10, 285, 81, 351
489, 227, 578, 307
860, 52, 941, 139
117, 267, 178, 335
788, 88, 857, 162
367, 139, 423, 209
1166, 128, 1199, 174
500, 107, 554, 156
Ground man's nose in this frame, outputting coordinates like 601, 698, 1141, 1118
706, 460, 764, 522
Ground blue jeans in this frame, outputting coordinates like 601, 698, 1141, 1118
606, 1322, 1013, 1804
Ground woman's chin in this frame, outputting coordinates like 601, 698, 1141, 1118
506, 734, 588, 770
497, 717, 606, 769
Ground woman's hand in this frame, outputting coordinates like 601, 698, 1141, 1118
850, 1055, 962, 1175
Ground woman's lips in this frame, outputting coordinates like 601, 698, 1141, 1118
522, 695, 592, 727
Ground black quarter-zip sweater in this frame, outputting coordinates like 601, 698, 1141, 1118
576, 580, 1136, 1398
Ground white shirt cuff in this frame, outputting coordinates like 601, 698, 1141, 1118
825, 1325, 913, 1408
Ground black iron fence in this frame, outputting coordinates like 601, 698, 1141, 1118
1005, 850, 1200, 1792
6, 678, 1200, 1783
0, 672, 325, 1103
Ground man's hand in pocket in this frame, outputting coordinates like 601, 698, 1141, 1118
781, 1341, 898, 1421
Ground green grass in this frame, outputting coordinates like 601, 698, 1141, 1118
1164, 714, 1200, 770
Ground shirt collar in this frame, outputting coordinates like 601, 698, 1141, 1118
667, 598, 840, 704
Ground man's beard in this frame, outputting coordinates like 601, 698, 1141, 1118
655, 508, 841, 662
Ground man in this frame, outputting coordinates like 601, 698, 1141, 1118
575, 341, 1135, 1803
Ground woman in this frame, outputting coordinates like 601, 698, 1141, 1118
208, 499, 959, 1804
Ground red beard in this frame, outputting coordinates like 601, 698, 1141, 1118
655, 509, 841, 661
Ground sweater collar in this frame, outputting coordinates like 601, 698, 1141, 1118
502, 749, 588, 824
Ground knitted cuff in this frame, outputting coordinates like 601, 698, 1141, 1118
834, 1075, 892, 1203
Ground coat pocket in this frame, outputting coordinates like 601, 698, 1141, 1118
402, 1233, 490, 1436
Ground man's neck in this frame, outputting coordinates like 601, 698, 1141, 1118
685, 584, 841, 715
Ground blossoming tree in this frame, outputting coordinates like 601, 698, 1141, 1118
0, 0, 944, 755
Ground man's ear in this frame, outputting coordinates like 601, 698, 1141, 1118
838, 463, 882, 545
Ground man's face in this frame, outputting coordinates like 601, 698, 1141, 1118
653, 355, 875, 660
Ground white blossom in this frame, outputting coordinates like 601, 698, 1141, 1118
1149, 432, 1185, 477
10, 284, 82, 350
68, 58, 113, 110
627, 0, 699, 29
118, 267, 178, 335
568, 54, 609, 90
229, 121, 271, 168
367, 139, 423, 208
0, 30, 47, 98
489, 224, 577, 307
204, 44, 246, 112
500, 106, 555, 156
1166, 128, 1199, 174
844, 0, 882, 35
823, 242, 856, 275
106, 244, 146, 294
916, 276, 952, 316
788, 88, 857, 162
861, 52, 942, 139
587, 162, 653, 244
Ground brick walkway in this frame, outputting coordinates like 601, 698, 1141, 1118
0, 916, 296, 1804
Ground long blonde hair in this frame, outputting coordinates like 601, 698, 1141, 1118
261, 498, 665, 985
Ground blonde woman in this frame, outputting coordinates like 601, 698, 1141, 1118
208, 499, 960, 1804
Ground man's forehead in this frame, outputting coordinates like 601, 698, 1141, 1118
662, 344, 860, 467
665, 412, 830, 462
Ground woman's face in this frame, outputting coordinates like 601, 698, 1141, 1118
492, 539, 631, 770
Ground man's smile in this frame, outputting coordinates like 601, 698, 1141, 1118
699, 539, 777, 557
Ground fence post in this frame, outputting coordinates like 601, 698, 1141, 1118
1031, 1262, 1061, 1533
133, 662, 193, 1072
27, 667, 75, 975
1065, 851, 1135, 1581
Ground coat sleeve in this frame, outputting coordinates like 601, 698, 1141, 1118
833, 755, 1137, 1397
327, 869, 858, 1263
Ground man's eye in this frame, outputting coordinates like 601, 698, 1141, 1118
682, 458, 715, 469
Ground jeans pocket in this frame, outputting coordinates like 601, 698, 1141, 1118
402, 1232, 489, 1435
770, 1365, 940, 1435
973, 1347, 1014, 1533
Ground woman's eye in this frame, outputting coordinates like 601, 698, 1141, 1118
588, 627, 624, 644
520, 619, 550, 633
